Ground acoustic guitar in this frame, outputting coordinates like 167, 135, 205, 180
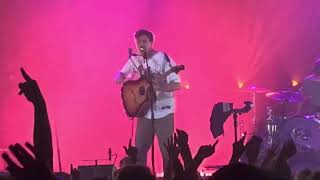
121, 65, 185, 118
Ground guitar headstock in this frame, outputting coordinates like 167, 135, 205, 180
171, 65, 185, 74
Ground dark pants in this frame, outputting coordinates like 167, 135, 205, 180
135, 113, 174, 171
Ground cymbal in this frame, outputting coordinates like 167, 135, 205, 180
239, 86, 271, 93
266, 91, 304, 103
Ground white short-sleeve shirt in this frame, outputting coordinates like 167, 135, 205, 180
120, 51, 181, 119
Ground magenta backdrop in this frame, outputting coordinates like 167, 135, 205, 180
1, 0, 320, 173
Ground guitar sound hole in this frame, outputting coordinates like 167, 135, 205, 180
139, 86, 146, 95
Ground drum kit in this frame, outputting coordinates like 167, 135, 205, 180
264, 90, 320, 152
240, 86, 320, 170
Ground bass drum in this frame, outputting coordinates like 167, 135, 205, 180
278, 115, 320, 152
277, 115, 320, 172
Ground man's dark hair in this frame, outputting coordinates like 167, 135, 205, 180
134, 29, 154, 42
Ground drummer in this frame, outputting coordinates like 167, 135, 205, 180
298, 59, 320, 114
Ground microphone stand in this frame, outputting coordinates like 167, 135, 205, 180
231, 102, 253, 143
142, 50, 157, 173
128, 50, 143, 78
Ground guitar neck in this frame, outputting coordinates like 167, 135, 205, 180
143, 65, 183, 81
161, 69, 174, 79
159, 65, 184, 80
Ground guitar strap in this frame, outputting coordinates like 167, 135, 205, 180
160, 52, 174, 84
163, 52, 172, 68
129, 56, 144, 76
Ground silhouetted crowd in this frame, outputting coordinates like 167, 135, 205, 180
0, 68, 319, 180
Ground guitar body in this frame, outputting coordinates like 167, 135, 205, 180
121, 77, 156, 118
121, 65, 184, 118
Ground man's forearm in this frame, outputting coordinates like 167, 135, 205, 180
180, 144, 193, 168
162, 82, 181, 92
33, 99, 53, 171
229, 152, 242, 165
185, 153, 204, 174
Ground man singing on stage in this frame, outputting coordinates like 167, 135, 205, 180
115, 29, 181, 170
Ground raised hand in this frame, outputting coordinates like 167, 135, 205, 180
261, 143, 279, 169
164, 135, 179, 159
17, 67, 53, 171
233, 133, 247, 156
123, 139, 138, 159
229, 133, 247, 164
196, 140, 219, 159
184, 140, 219, 175
163, 135, 183, 180
18, 68, 44, 105
266, 143, 279, 161
2, 142, 55, 180
278, 138, 297, 161
244, 135, 262, 165
174, 129, 193, 168
175, 129, 188, 146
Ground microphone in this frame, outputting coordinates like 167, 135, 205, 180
140, 47, 147, 58
108, 148, 112, 161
